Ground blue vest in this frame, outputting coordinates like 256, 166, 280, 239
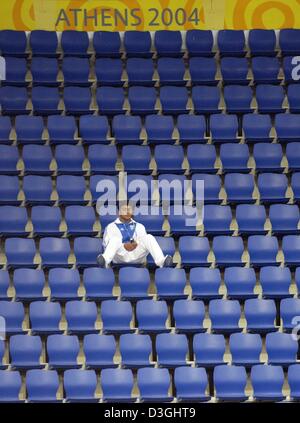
115, 221, 137, 243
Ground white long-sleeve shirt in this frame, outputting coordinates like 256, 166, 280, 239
103, 218, 147, 248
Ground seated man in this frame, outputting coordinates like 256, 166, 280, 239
97, 204, 173, 268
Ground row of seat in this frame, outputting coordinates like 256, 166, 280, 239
2, 29, 300, 58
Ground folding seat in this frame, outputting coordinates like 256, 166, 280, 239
258, 173, 288, 204
26, 370, 60, 403
5, 238, 36, 269
10, 334, 43, 370
168, 205, 199, 236
40, 238, 71, 269
280, 298, 300, 332
145, 114, 174, 144
56, 175, 87, 205
194, 333, 226, 367
0, 30, 27, 57
147, 236, 175, 267
31, 87, 60, 115
154, 30, 182, 57
0, 371, 22, 402
266, 332, 297, 366
203, 205, 233, 236
95, 58, 123, 86
0, 176, 20, 205
120, 334, 152, 369
248, 29, 276, 56
137, 368, 172, 402
173, 299, 205, 333
190, 267, 221, 300
136, 299, 169, 333
244, 299, 277, 333
179, 236, 211, 268
126, 58, 155, 86
192, 174, 221, 204
0, 86, 29, 115
212, 236, 244, 267
90, 174, 118, 205
283, 56, 298, 84
287, 142, 300, 171
210, 114, 239, 143
0, 146, 19, 175
187, 144, 217, 174
74, 237, 103, 269
160, 86, 189, 115
256, 84, 285, 114
282, 235, 300, 267
0, 301, 24, 334
220, 57, 249, 85
119, 267, 150, 301
155, 268, 187, 301
209, 299, 241, 334
64, 87, 92, 115
0, 339, 5, 369
31, 58, 59, 86
65, 301, 97, 335
189, 57, 217, 85
29, 301, 62, 335
252, 57, 280, 84
112, 114, 142, 144
279, 29, 300, 56
192, 86, 221, 114
158, 174, 188, 205
29, 30, 58, 57
31, 206, 62, 237
186, 30, 214, 57
83, 267, 115, 301
230, 333, 262, 366
13, 268, 45, 302
47, 334, 80, 370
83, 334, 116, 370
175, 367, 209, 402
0, 270, 9, 299
251, 365, 284, 401
15, 115, 44, 145
62, 58, 90, 86
224, 173, 255, 204
93, 31, 121, 58
61, 30, 89, 57
276, 114, 300, 144
243, 113, 272, 143
270, 205, 300, 236
224, 85, 253, 114
157, 58, 185, 86
220, 144, 249, 173
155, 145, 184, 174
101, 368, 135, 402
217, 30, 246, 57
288, 365, 300, 400
177, 114, 206, 144
124, 31, 152, 57
225, 267, 257, 300
156, 333, 188, 368
288, 84, 300, 113
260, 266, 291, 299
65, 206, 96, 236
135, 207, 164, 236
48, 268, 80, 301
4, 57, 27, 86
55, 145, 84, 175
101, 300, 134, 334
128, 86, 157, 115
248, 235, 279, 267
214, 365, 248, 401
253, 143, 283, 173
292, 173, 300, 202
97, 86, 125, 116
23, 146, 52, 175
64, 369, 98, 403
80, 115, 109, 144
0, 116, 12, 144
122, 145, 151, 175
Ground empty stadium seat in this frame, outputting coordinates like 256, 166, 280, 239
5, 238, 36, 269
157, 58, 185, 85
136, 300, 169, 334
256, 84, 285, 114
83, 267, 115, 301
84, 334, 117, 369
213, 236, 244, 267
29, 301, 62, 335
0, 116, 12, 144
0, 86, 28, 115
225, 173, 254, 204
177, 114, 206, 143
279, 29, 300, 56
124, 30, 152, 57
156, 333, 188, 367
252, 57, 280, 84
64, 87, 92, 115
189, 57, 217, 85
95, 58, 123, 86
74, 237, 103, 269
173, 299, 205, 333
174, 366, 209, 402
266, 332, 298, 365
287, 142, 300, 171
209, 299, 241, 334
112, 114, 142, 144
29, 30, 58, 57
88, 145, 117, 175
56, 175, 86, 205
4, 57, 27, 86
245, 299, 277, 333
270, 204, 300, 235
0, 206, 28, 237
40, 238, 70, 269
192, 86, 221, 114
214, 365, 247, 401
26, 369, 60, 403
236, 204, 267, 236
13, 268, 45, 301
203, 205, 233, 235
260, 266, 291, 299
101, 368, 134, 402
126, 58, 154, 86
62, 58, 90, 86
55, 145, 84, 175
31, 58, 59, 86
160, 86, 189, 115
251, 365, 284, 401
31, 206, 63, 237
154, 30, 182, 57
190, 267, 221, 300
288, 365, 300, 401
168, 206, 199, 236
225, 267, 257, 300
230, 333, 262, 366
65, 206, 97, 236
119, 334, 152, 369
65, 301, 97, 335
93, 31, 121, 58
23, 175, 53, 206
282, 235, 300, 267
137, 367, 172, 402
10, 335, 43, 370
45, 113, 76, 142
243, 113, 272, 143
64, 369, 97, 403
155, 145, 184, 174
288, 84, 300, 113
186, 30, 214, 57
31, 87, 60, 115
192, 174, 221, 204
220, 143, 249, 172
101, 300, 134, 334
23, 145, 52, 175
187, 144, 217, 173
61, 30, 89, 57
0, 301, 24, 334
249, 29, 276, 56
79, 115, 109, 144
292, 173, 300, 202
221, 57, 248, 85
0, 270, 9, 299
280, 298, 300, 332
0, 176, 20, 205
217, 30, 245, 57
122, 145, 151, 174
210, 114, 239, 143
90, 174, 118, 205
47, 334, 80, 370
193, 333, 226, 367
145, 114, 174, 144
129, 86, 157, 115
179, 236, 211, 267
224, 85, 253, 114
0, 30, 27, 57
155, 268, 187, 300
248, 235, 279, 267
119, 267, 150, 301
253, 143, 283, 173
0, 370, 22, 402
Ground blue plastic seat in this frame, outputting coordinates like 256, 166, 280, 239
65, 301, 97, 335
93, 31, 121, 58
155, 268, 187, 300
137, 368, 172, 402
157, 58, 185, 85
283, 56, 299, 84
74, 237, 103, 269
29, 301, 62, 335
225, 267, 257, 300
13, 268, 45, 302
258, 173, 288, 204
190, 267, 221, 300
168, 206, 199, 236
31, 206, 62, 237
135, 207, 164, 236
256, 84, 285, 113
55, 145, 84, 175
243, 113, 272, 143
64, 369, 97, 403
218, 30, 245, 57
64, 87, 92, 115
101, 368, 135, 402
29, 30, 58, 57
0, 370, 22, 402
160, 86, 189, 115
251, 365, 284, 401
154, 30, 182, 57
220, 144, 249, 172
57, 175, 86, 205
279, 29, 300, 56
224, 85, 253, 114
230, 333, 262, 366
213, 236, 244, 267
31, 87, 60, 115
254, 143, 283, 173
145, 115, 174, 144
192, 173, 221, 204
0, 116, 12, 144
26, 370, 60, 403
157, 174, 187, 205
221, 57, 248, 85
120, 334, 152, 369
47, 334, 80, 370
282, 235, 300, 267
0, 301, 24, 334
292, 173, 300, 202
122, 145, 151, 174
15, 115, 44, 145
4, 57, 27, 86
248, 235, 279, 267
48, 268, 80, 301
95, 58, 123, 86
260, 266, 291, 299
288, 84, 300, 113
249, 29, 276, 56
0, 270, 9, 299
214, 365, 247, 401
0, 176, 20, 205
0, 30, 27, 57
31, 58, 59, 86
245, 299, 277, 333
175, 366, 209, 402
287, 142, 300, 171
155, 145, 184, 174
270, 204, 300, 235
192, 86, 221, 114
252, 57, 280, 84
136, 300, 169, 334
209, 299, 241, 334
179, 236, 211, 268
40, 238, 70, 269
79, 115, 109, 144
97, 87, 125, 116
128, 86, 157, 115
84, 334, 116, 369
5, 238, 36, 269
0, 339, 5, 369
112, 114, 142, 145
194, 333, 226, 367
203, 205, 233, 236
210, 114, 239, 143
23, 146, 52, 175
126, 58, 154, 86
0, 145, 16, 173
173, 299, 205, 333
61, 30, 89, 57
156, 333, 188, 368
189, 57, 217, 85
177, 114, 206, 144
266, 332, 297, 365
62, 58, 90, 86
101, 300, 134, 334
10, 335, 43, 370
186, 30, 214, 57
65, 206, 96, 236
83, 267, 115, 301
124, 31, 152, 57
225, 173, 254, 204
288, 365, 300, 400
281, 298, 300, 332
90, 174, 118, 205
0, 206, 28, 237
119, 267, 150, 301
187, 144, 216, 174
0, 86, 28, 115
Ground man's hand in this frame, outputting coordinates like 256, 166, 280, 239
124, 241, 138, 252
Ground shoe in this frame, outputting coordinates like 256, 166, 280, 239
163, 255, 173, 268
97, 254, 106, 268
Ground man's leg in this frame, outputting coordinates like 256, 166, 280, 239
138, 234, 170, 268
101, 237, 123, 266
